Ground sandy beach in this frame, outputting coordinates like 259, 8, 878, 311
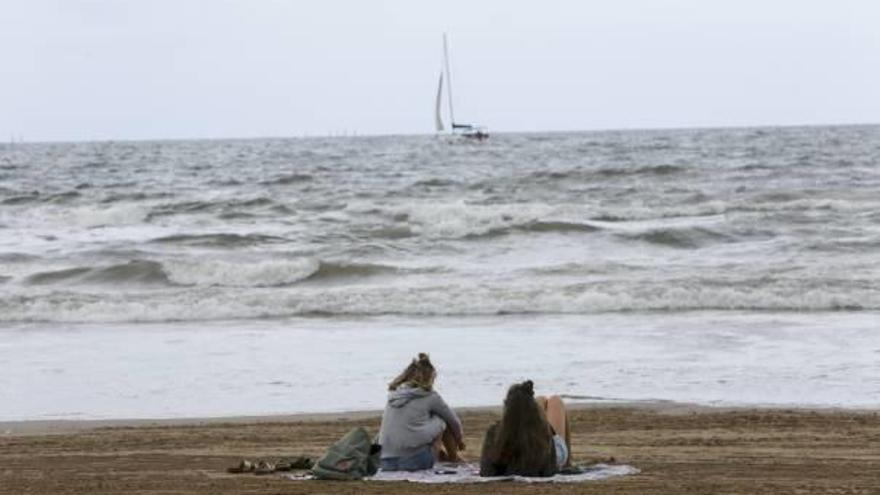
4, 2, 880, 494
3, 404, 880, 494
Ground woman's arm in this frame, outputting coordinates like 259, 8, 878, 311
429, 392, 463, 442
542, 436, 558, 476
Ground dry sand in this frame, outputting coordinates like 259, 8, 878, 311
3, 404, 880, 494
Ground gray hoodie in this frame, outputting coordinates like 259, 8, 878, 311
377, 384, 463, 459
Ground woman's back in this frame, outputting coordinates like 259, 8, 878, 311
376, 353, 465, 471
378, 384, 461, 459
478, 380, 560, 477
479, 421, 557, 477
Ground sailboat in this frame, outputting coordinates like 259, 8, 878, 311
434, 34, 488, 140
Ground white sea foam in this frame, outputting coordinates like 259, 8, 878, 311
162, 257, 320, 287
3, 312, 879, 420
376, 200, 753, 240
2, 281, 877, 323
389, 201, 590, 238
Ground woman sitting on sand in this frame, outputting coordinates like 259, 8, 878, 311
479, 380, 571, 477
377, 353, 465, 471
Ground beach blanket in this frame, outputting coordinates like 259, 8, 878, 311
285, 462, 639, 483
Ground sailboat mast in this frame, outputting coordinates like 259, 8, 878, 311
443, 33, 455, 125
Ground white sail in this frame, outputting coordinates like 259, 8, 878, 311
443, 33, 455, 125
434, 71, 444, 132
433, 33, 488, 139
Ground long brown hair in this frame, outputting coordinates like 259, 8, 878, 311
388, 353, 436, 391
490, 380, 553, 471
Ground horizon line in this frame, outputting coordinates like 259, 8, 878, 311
4, 120, 879, 146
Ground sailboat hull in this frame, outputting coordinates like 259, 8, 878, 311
456, 128, 489, 140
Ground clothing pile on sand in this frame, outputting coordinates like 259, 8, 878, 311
227, 456, 313, 475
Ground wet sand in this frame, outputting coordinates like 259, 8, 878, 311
3, 405, 880, 494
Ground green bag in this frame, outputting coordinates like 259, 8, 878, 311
311, 426, 382, 480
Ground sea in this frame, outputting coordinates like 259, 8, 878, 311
1, 125, 879, 420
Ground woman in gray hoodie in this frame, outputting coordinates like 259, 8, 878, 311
377, 353, 465, 471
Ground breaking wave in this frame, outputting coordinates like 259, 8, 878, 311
378, 202, 603, 239
17, 258, 408, 289
26, 260, 170, 286
162, 259, 401, 287
2, 281, 876, 323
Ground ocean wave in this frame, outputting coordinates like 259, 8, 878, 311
383, 202, 600, 239
149, 233, 289, 247
101, 192, 173, 204
736, 163, 773, 171
588, 196, 869, 224
165, 259, 405, 287
25, 260, 170, 286
412, 178, 460, 188
147, 200, 216, 218
217, 211, 258, 220
17, 258, 407, 289
805, 237, 880, 252
2, 203, 152, 228
517, 220, 602, 234
0, 253, 39, 262
465, 220, 602, 240
1, 191, 84, 205
599, 164, 688, 177
527, 164, 687, 182
366, 226, 416, 239
46, 191, 82, 203
209, 178, 243, 187
2, 193, 41, 205
375, 202, 753, 241
385, 201, 736, 237
727, 197, 873, 214
260, 173, 314, 185
162, 258, 319, 287
2, 282, 876, 323
617, 226, 734, 249
309, 261, 403, 282
145, 197, 278, 220
525, 262, 639, 276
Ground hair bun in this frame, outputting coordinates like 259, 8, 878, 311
417, 352, 430, 362
523, 380, 534, 395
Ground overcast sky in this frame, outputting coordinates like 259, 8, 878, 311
2, 0, 879, 142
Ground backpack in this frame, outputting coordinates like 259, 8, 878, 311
311, 426, 382, 480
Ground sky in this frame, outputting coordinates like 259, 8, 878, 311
2, 0, 880, 142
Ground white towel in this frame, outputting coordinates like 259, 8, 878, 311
286, 462, 639, 484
